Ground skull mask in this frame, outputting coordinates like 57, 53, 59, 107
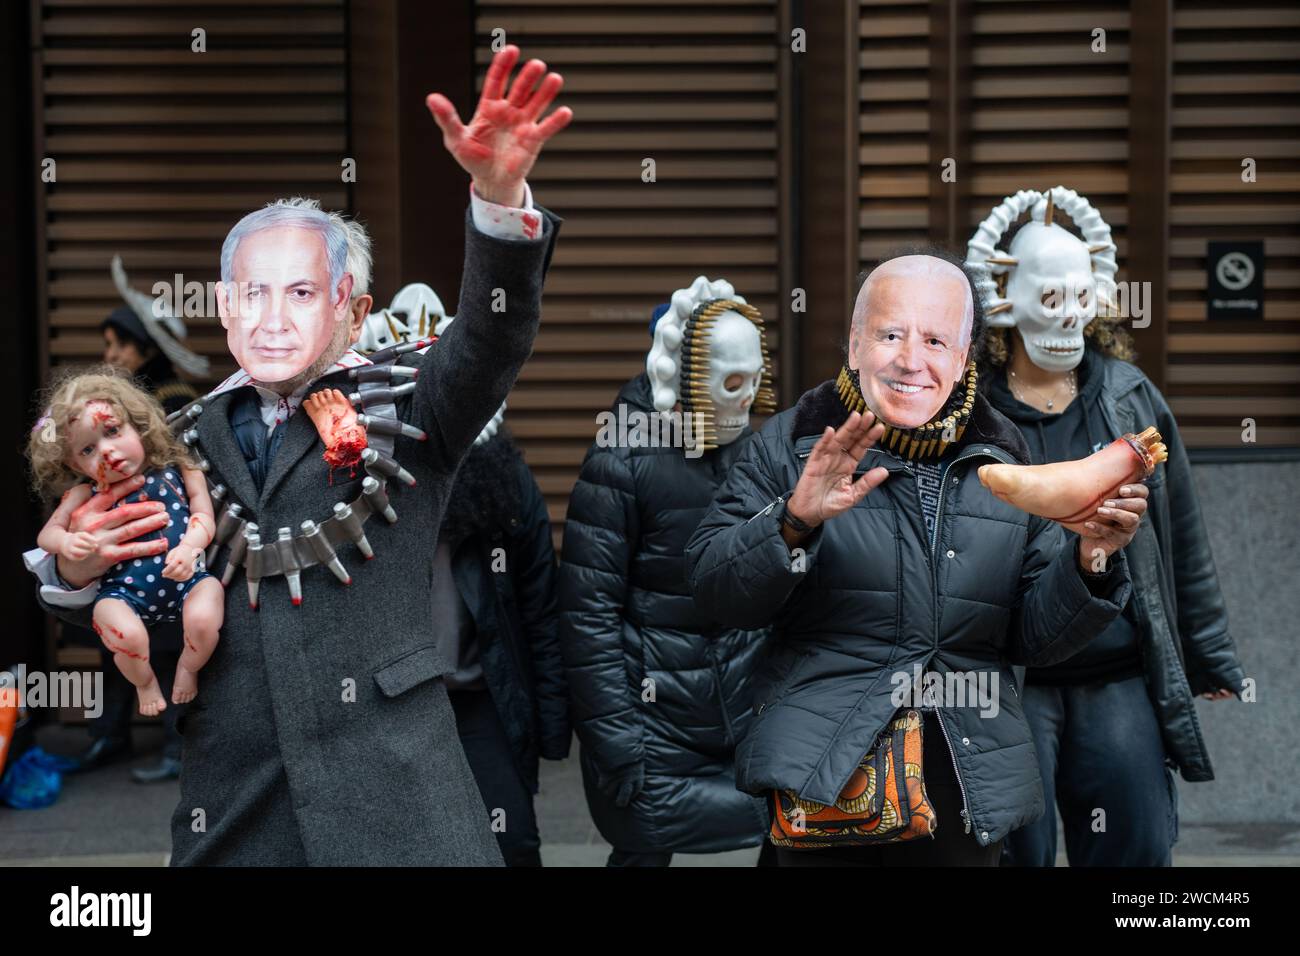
966, 186, 1118, 374
1004, 223, 1097, 372
357, 282, 445, 353
646, 276, 775, 452
706, 310, 764, 445
355, 282, 504, 446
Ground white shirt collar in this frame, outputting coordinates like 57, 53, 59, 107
206, 347, 374, 434
206, 347, 372, 399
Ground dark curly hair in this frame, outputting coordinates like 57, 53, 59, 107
439, 426, 525, 545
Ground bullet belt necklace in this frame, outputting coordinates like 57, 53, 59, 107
835, 361, 978, 462
165, 338, 431, 609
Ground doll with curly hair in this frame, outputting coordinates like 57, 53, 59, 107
29, 368, 224, 716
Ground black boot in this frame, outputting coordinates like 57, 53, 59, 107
71, 736, 133, 773
130, 756, 182, 784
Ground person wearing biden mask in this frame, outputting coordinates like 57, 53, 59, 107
686, 248, 1147, 867
24, 45, 570, 866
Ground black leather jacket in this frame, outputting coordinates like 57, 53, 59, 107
1084, 356, 1244, 780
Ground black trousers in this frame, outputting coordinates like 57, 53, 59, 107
448, 687, 542, 867
775, 711, 1003, 867
1003, 675, 1177, 867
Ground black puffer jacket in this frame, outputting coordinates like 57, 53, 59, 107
686, 382, 1133, 847
559, 374, 771, 853
985, 352, 1246, 781
441, 430, 571, 793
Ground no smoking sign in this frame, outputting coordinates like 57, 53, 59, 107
1207, 241, 1264, 320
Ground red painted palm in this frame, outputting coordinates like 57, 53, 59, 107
425, 45, 573, 209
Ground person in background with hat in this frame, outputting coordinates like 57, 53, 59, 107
102, 254, 208, 416
101, 306, 200, 416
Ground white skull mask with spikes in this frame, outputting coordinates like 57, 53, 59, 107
357, 282, 504, 446
966, 186, 1118, 373
357, 282, 446, 352
646, 276, 775, 449
391, 282, 445, 342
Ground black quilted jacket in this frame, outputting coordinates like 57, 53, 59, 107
559, 374, 772, 854
686, 381, 1133, 848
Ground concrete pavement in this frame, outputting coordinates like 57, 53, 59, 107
2, 722, 1295, 867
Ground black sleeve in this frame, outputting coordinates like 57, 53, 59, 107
509, 456, 571, 759
1150, 384, 1245, 695
1005, 515, 1133, 667
685, 427, 825, 629
557, 444, 644, 777
409, 206, 560, 472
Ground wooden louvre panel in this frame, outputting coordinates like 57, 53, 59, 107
473, 0, 786, 535
859, 0, 932, 262
34, 0, 349, 382
860, 2, 1137, 365
1167, 2, 1300, 447
965, 2, 1133, 206
960, 0, 1137, 387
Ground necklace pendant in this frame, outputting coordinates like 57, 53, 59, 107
1046, 400, 1054, 409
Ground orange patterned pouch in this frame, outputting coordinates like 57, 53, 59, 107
768, 709, 938, 847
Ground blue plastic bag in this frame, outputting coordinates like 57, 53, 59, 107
0, 746, 72, 809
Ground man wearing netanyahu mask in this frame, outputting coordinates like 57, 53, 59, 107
686, 250, 1148, 867
26, 46, 571, 866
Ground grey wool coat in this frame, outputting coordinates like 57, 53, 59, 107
39, 206, 560, 865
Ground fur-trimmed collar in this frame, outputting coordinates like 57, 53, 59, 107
790, 379, 1032, 465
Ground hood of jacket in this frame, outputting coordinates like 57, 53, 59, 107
982, 346, 1109, 461
614, 370, 657, 414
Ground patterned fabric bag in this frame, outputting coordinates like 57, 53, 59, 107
768, 709, 938, 847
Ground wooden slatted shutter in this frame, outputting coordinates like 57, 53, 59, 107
472, 0, 789, 533
862, 3, 1134, 326
953, 2, 1138, 385
33, 0, 350, 381
858, 1, 1299, 450
859, 0, 932, 260
1167, 2, 1300, 446
965, 5, 1132, 207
